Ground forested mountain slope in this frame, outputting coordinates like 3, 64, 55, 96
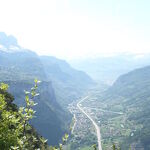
103, 66, 150, 149
40, 56, 94, 106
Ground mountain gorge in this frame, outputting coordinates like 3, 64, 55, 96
0, 32, 94, 146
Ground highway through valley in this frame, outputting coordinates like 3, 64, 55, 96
77, 96, 103, 150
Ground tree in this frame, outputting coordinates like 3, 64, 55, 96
0, 80, 47, 150
92, 144, 97, 150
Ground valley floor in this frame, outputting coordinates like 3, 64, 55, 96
66, 86, 143, 150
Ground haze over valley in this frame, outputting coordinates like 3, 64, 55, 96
1, 0, 150, 150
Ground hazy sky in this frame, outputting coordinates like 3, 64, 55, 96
0, 0, 150, 59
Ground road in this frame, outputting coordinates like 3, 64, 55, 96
71, 114, 77, 134
85, 107, 123, 115
77, 96, 103, 150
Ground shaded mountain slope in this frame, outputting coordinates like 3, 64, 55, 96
6, 80, 67, 145
0, 32, 94, 145
40, 56, 94, 106
0, 32, 68, 145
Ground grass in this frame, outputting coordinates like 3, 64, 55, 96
79, 146, 93, 150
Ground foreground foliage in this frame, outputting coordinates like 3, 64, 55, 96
0, 80, 71, 150
0, 80, 47, 149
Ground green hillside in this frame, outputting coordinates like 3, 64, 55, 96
102, 66, 150, 149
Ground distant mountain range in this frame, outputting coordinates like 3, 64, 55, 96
70, 54, 150, 84
0, 32, 94, 145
